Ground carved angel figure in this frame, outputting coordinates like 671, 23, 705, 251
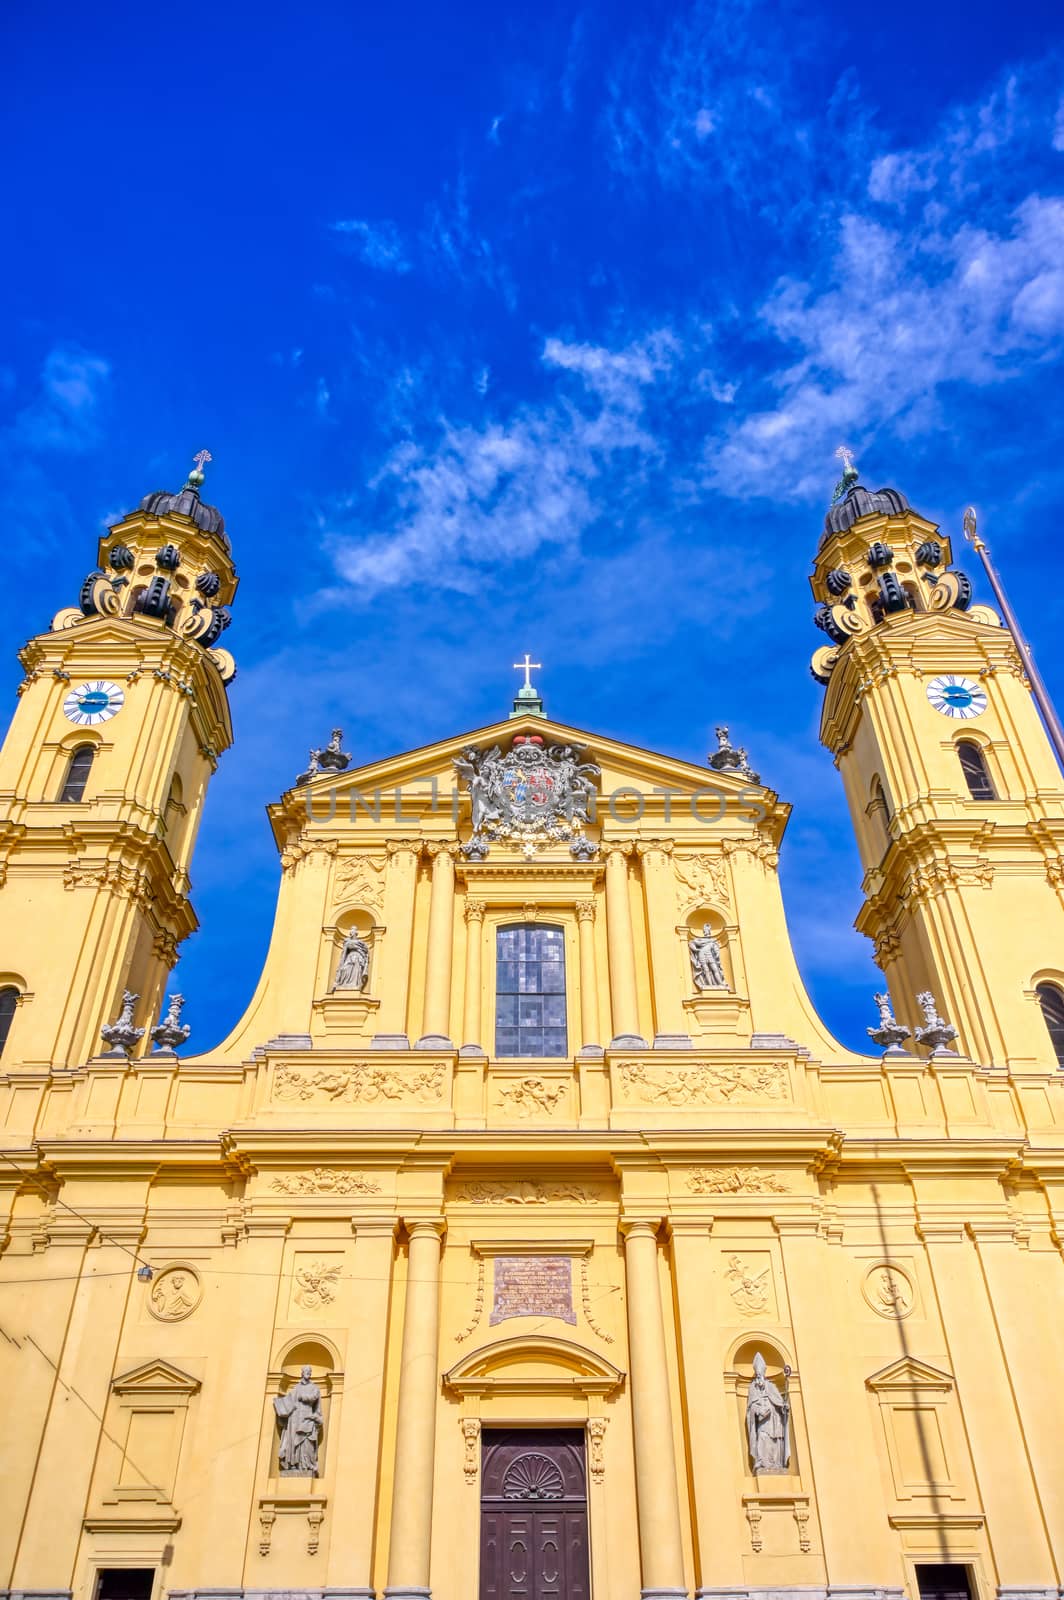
689, 925, 727, 990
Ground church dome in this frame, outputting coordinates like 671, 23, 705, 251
138, 485, 230, 548
822, 482, 911, 540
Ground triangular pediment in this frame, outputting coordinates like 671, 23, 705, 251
866, 1356, 953, 1393
111, 1358, 201, 1397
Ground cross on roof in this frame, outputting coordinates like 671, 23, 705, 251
192, 449, 212, 474
513, 654, 542, 691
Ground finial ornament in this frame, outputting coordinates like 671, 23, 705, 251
962, 505, 982, 549
707, 724, 760, 784
295, 728, 352, 787
100, 990, 145, 1056
186, 448, 213, 490
152, 993, 191, 1052
867, 990, 910, 1053
914, 990, 960, 1055
513, 654, 542, 692
831, 443, 860, 504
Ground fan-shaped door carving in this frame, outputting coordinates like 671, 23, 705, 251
480, 1430, 590, 1600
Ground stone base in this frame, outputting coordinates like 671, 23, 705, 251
459, 1042, 487, 1055
609, 1033, 649, 1048
170, 1591, 374, 1600
370, 1033, 411, 1048
653, 1032, 693, 1049
415, 1034, 453, 1049
641, 1589, 690, 1600
697, 1591, 904, 1600
263, 1033, 313, 1050
383, 1589, 433, 1600
578, 1043, 605, 1057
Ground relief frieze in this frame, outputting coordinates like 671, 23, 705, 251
617, 1058, 789, 1106
451, 1178, 599, 1205
273, 1060, 447, 1104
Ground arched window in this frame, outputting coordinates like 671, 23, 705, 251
957, 740, 995, 801
495, 924, 567, 1057
1036, 982, 1064, 1068
869, 777, 892, 848
0, 987, 17, 1058
59, 744, 95, 802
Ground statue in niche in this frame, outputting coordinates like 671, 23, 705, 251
274, 1364, 324, 1476
745, 1351, 791, 1473
333, 931, 370, 992
689, 925, 727, 990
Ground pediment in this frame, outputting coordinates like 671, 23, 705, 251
443, 1334, 625, 1397
111, 1358, 201, 1397
866, 1356, 953, 1393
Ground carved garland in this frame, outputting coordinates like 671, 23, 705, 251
580, 1258, 614, 1344
454, 1259, 486, 1344
271, 1168, 382, 1195
618, 1059, 789, 1106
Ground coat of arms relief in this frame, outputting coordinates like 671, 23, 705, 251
453, 735, 600, 859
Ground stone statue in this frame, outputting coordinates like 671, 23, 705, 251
915, 990, 959, 1054
151, 993, 191, 1051
333, 931, 370, 992
867, 990, 910, 1052
746, 1351, 791, 1473
274, 1364, 323, 1476
689, 925, 727, 990
100, 990, 145, 1055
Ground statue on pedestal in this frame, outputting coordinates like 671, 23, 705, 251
745, 1351, 791, 1473
274, 1364, 323, 1477
689, 925, 727, 990
333, 931, 370, 992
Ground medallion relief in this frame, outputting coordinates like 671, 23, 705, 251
862, 1262, 915, 1319
494, 1075, 569, 1119
148, 1264, 202, 1322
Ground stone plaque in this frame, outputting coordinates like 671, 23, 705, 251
490, 1255, 575, 1326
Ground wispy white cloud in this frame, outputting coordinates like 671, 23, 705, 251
10, 347, 111, 453
330, 217, 411, 273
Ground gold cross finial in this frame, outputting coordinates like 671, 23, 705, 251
186, 448, 212, 489
834, 444, 856, 474
513, 653, 542, 691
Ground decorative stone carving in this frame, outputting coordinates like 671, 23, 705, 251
151, 993, 191, 1051
575, 899, 596, 922
464, 896, 487, 923
462, 1417, 481, 1483
580, 1258, 614, 1344
726, 1254, 771, 1315
746, 1352, 791, 1474
689, 925, 727, 990
570, 835, 599, 860
334, 854, 385, 911
148, 1264, 202, 1322
454, 1259, 486, 1343
270, 1168, 382, 1196
867, 990, 910, 1052
453, 737, 600, 858
100, 990, 145, 1055
294, 1259, 341, 1310
452, 1178, 598, 1205
687, 1166, 787, 1195
274, 1060, 447, 1104
673, 852, 730, 908
863, 1262, 915, 1319
274, 1365, 323, 1476
915, 991, 960, 1054
496, 1075, 568, 1118
296, 727, 351, 787
333, 931, 370, 992
587, 1417, 608, 1482
708, 724, 760, 783
618, 1059, 788, 1106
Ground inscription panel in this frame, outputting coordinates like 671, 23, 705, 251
491, 1255, 575, 1326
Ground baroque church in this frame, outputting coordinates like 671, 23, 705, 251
2, 454, 1064, 1600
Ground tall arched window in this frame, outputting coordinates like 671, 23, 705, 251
1036, 982, 1064, 1068
0, 987, 17, 1058
869, 777, 892, 849
59, 744, 95, 802
496, 924, 567, 1057
957, 740, 995, 801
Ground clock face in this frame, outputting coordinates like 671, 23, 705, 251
63, 680, 125, 727
926, 673, 987, 720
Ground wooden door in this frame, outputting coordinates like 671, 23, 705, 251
480, 1430, 590, 1600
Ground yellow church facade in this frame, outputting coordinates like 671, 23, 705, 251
2, 462, 1064, 1600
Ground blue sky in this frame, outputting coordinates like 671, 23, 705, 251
4, 0, 1064, 1054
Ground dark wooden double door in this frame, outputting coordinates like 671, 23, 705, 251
480, 1430, 590, 1600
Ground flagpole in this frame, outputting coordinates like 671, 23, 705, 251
963, 507, 1064, 775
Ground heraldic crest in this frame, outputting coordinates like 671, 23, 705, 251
454, 736, 600, 859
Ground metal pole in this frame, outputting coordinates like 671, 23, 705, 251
963, 506, 1064, 776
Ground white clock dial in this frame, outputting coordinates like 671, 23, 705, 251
62, 680, 125, 727
925, 674, 987, 720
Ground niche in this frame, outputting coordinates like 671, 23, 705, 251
726, 1339, 800, 1478
267, 1337, 342, 1482
328, 909, 376, 995
684, 907, 735, 994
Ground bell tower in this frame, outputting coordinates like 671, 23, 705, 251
0, 454, 238, 1069
810, 454, 1064, 1068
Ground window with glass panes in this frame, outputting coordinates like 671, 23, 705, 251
495, 924, 567, 1057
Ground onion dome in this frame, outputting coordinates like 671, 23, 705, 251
823, 482, 911, 540
137, 450, 229, 549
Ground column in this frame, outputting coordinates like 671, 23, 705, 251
419, 845, 455, 1046
373, 841, 421, 1046
575, 899, 601, 1049
461, 897, 486, 1049
622, 1220, 689, 1600
386, 1220, 445, 1600
636, 842, 689, 1046
605, 844, 645, 1045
